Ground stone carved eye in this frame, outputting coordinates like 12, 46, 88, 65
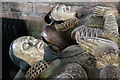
38, 42, 44, 50
38, 41, 47, 53
23, 42, 30, 50
66, 7, 68, 10
33, 39, 39, 45
66, 7, 70, 10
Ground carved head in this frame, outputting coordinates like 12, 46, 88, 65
11, 36, 48, 66
51, 4, 76, 21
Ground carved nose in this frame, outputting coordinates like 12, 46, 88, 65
33, 39, 38, 45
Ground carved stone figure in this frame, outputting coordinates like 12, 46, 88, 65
9, 4, 120, 80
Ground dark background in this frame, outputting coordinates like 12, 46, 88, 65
2, 18, 28, 79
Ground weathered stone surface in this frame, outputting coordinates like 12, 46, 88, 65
33, 3, 53, 14
25, 16, 45, 38
2, 11, 22, 19
100, 65, 120, 79
8, 2, 32, 13
2, 2, 9, 11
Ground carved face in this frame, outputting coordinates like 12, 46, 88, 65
11, 36, 48, 66
51, 4, 76, 21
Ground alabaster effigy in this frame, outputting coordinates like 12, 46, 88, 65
10, 36, 48, 66
9, 36, 58, 73
9, 4, 120, 79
